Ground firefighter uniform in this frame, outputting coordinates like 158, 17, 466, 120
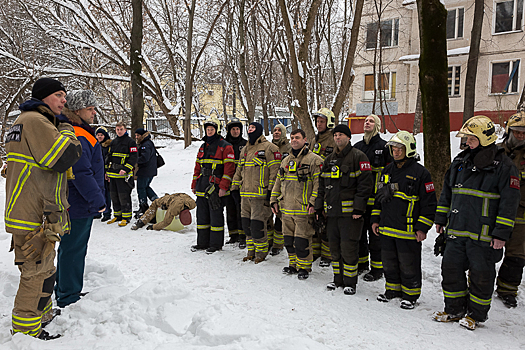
191, 132, 235, 251
5, 99, 81, 338
106, 132, 138, 223
434, 116, 520, 328
231, 134, 281, 262
271, 145, 323, 273
354, 133, 392, 277
138, 193, 196, 230
315, 142, 373, 290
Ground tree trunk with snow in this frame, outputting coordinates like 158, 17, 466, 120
131, 0, 144, 137
416, 0, 451, 199
184, 0, 196, 148
238, 0, 255, 123
413, 86, 422, 135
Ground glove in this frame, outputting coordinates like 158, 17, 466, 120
146, 225, 154, 230
434, 233, 446, 256
21, 229, 48, 260
375, 183, 392, 204
352, 209, 364, 216
205, 184, 222, 211
313, 210, 326, 236
264, 191, 271, 207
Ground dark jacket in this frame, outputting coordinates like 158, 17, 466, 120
354, 134, 393, 207
136, 132, 158, 177
57, 110, 105, 219
371, 158, 437, 239
434, 145, 520, 242
225, 133, 247, 163
315, 143, 374, 217
106, 132, 138, 179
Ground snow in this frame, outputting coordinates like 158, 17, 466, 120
399, 46, 470, 62
1, 134, 525, 349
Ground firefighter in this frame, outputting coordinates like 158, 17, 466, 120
231, 122, 281, 263
95, 127, 113, 221
496, 111, 525, 308
271, 129, 323, 279
132, 193, 196, 230
191, 117, 235, 254
312, 108, 337, 267
5, 78, 82, 339
433, 116, 520, 330
354, 114, 392, 281
371, 131, 436, 309
224, 117, 247, 248
268, 123, 291, 255
315, 124, 373, 295
106, 122, 138, 226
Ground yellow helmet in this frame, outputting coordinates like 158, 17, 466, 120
386, 130, 417, 158
204, 116, 221, 133
313, 108, 336, 129
456, 116, 497, 147
505, 111, 525, 134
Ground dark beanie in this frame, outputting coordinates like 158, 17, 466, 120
32, 78, 66, 101
248, 122, 263, 145
332, 124, 352, 138
135, 128, 147, 135
96, 128, 110, 141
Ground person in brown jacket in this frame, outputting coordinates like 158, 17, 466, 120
131, 193, 196, 230
5, 78, 82, 340
231, 122, 281, 263
271, 129, 323, 280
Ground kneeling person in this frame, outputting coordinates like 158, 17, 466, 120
132, 193, 196, 230
271, 129, 323, 279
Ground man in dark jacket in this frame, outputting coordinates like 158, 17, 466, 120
224, 118, 247, 248
96, 127, 112, 221
55, 89, 106, 308
354, 114, 392, 281
106, 122, 138, 226
134, 128, 159, 217
315, 124, 373, 295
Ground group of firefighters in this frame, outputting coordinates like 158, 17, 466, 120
4, 76, 525, 339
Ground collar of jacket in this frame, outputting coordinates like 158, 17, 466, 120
101, 139, 112, 147
19, 98, 58, 127
57, 110, 96, 136
335, 142, 353, 157
291, 144, 309, 158
137, 131, 151, 144
364, 133, 382, 145
315, 128, 332, 142
272, 134, 289, 147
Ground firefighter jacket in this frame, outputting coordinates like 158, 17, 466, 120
273, 136, 292, 159
5, 99, 82, 237
499, 141, 525, 224
314, 143, 374, 217
136, 132, 158, 178
57, 111, 105, 219
434, 145, 520, 242
225, 134, 247, 163
106, 133, 138, 179
270, 146, 323, 215
313, 129, 336, 160
231, 134, 281, 198
371, 158, 437, 240
191, 135, 235, 197
354, 134, 393, 207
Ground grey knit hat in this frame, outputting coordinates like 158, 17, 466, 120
65, 90, 98, 111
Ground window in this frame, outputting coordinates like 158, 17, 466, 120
495, 0, 523, 33
366, 19, 399, 49
448, 66, 461, 96
491, 60, 520, 93
447, 8, 464, 39
364, 72, 396, 100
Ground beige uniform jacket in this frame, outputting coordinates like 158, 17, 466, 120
313, 129, 336, 160
273, 137, 292, 159
500, 142, 525, 224
270, 146, 323, 216
231, 135, 281, 198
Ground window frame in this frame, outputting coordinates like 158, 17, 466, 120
489, 59, 521, 95
365, 18, 400, 50
493, 0, 524, 35
446, 7, 464, 40
363, 71, 397, 101
448, 65, 462, 97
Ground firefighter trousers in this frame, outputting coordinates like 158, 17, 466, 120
358, 211, 382, 272
441, 236, 503, 322
327, 216, 363, 288
282, 214, 314, 271
241, 197, 272, 259
497, 223, 525, 296
267, 213, 284, 249
196, 196, 225, 249
225, 190, 243, 237
381, 235, 422, 302
110, 178, 133, 221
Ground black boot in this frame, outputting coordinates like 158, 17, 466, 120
239, 235, 247, 249
131, 220, 145, 230
226, 234, 240, 244
134, 202, 149, 219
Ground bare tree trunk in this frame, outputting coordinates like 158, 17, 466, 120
518, 83, 525, 111
462, 0, 484, 123
131, 0, 144, 136
238, 0, 255, 123
416, 0, 451, 199
413, 85, 422, 135
183, 0, 196, 148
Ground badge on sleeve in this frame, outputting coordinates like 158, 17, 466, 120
227, 153, 235, 159
510, 176, 520, 190
5, 124, 23, 143
425, 182, 435, 193
130, 147, 138, 152
274, 152, 282, 160
359, 161, 371, 171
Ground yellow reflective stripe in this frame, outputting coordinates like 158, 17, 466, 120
7, 153, 52, 170
370, 260, 383, 269
443, 289, 468, 298
451, 188, 500, 199
418, 216, 433, 226
332, 261, 340, 274
371, 209, 381, 216
223, 175, 232, 182
232, 180, 241, 186
124, 163, 134, 170
271, 191, 281, 197
348, 170, 362, 178
281, 209, 310, 215
4, 217, 41, 231
386, 282, 401, 291
55, 172, 64, 211
379, 226, 416, 240
436, 206, 450, 213
60, 129, 76, 138
367, 197, 375, 206
107, 173, 128, 178
40, 134, 69, 167
448, 229, 492, 242
393, 191, 419, 201
268, 159, 281, 167
6, 164, 31, 217
343, 263, 358, 278
197, 158, 224, 165
496, 216, 514, 227
470, 294, 491, 306
113, 153, 128, 158
402, 285, 421, 296
358, 256, 369, 264
211, 226, 224, 231
224, 158, 236, 163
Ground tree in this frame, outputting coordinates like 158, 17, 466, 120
416, 0, 451, 198
131, 0, 144, 136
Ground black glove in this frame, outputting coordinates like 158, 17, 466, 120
352, 209, 364, 216
434, 233, 446, 256
205, 184, 222, 211
313, 210, 326, 236
146, 225, 154, 230
375, 183, 392, 204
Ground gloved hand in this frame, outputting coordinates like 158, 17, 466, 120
146, 225, 154, 230
264, 191, 271, 207
434, 233, 446, 256
21, 229, 48, 260
375, 183, 392, 204
205, 184, 222, 211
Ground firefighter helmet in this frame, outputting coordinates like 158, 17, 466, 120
313, 108, 336, 129
226, 117, 243, 133
456, 116, 497, 147
386, 130, 417, 158
505, 111, 525, 134
204, 116, 221, 133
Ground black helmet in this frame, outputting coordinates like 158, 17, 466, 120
227, 117, 243, 134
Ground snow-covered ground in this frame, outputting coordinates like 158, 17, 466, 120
0, 132, 524, 349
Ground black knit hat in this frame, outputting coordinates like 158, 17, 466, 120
135, 128, 147, 135
332, 124, 352, 138
32, 78, 66, 101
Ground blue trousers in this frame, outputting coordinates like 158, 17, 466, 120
137, 176, 158, 205
103, 180, 112, 217
55, 217, 93, 308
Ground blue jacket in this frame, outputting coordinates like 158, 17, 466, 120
136, 132, 158, 177
58, 111, 106, 219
